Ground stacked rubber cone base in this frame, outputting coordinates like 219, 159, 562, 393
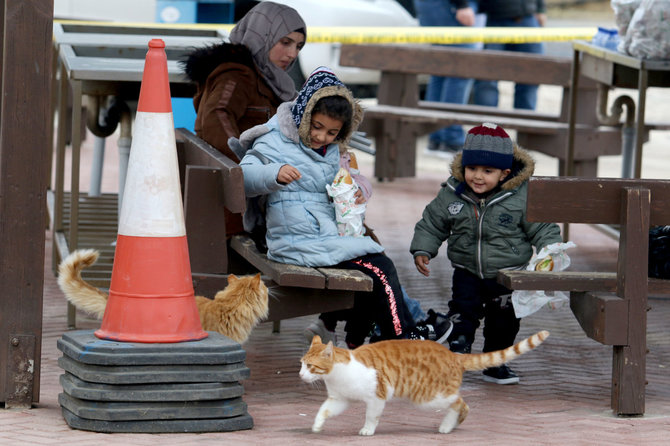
56, 330, 253, 433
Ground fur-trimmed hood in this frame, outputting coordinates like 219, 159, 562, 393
181, 42, 255, 85
449, 144, 536, 191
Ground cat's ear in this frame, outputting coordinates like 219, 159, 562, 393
311, 335, 322, 345
227, 274, 238, 283
253, 272, 262, 284
324, 342, 334, 358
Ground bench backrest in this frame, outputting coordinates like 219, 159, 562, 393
526, 177, 670, 225
176, 128, 245, 214
340, 44, 572, 85
176, 128, 246, 275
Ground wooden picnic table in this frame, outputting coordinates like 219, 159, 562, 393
566, 41, 670, 178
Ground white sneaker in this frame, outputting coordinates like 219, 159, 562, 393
303, 319, 336, 345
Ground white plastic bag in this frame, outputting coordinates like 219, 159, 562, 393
511, 241, 577, 318
611, 0, 641, 37
621, 0, 670, 59
326, 168, 366, 237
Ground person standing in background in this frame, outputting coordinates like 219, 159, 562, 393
413, 0, 483, 157
474, 0, 547, 110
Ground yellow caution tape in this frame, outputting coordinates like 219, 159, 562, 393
54, 20, 596, 44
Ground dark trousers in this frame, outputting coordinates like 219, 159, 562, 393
447, 267, 520, 352
321, 253, 414, 346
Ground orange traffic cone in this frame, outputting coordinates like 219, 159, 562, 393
95, 39, 207, 343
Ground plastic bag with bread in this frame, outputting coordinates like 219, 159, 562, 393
511, 241, 576, 318
326, 167, 366, 237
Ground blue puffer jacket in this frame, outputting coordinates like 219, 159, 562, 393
239, 101, 383, 267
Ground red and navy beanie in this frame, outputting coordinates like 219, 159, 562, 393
461, 123, 514, 169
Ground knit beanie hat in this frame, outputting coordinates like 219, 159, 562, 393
461, 123, 514, 170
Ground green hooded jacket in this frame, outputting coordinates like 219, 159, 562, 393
410, 145, 562, 279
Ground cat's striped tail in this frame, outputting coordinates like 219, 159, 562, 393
460, 330, 549, 372
57, 249, 109, 319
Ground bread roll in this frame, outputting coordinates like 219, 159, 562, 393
348, 151, 358, 170
535, 257, 554, 271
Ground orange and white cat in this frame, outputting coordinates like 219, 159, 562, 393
300, 331, 549, 435
57, 249, 269, 343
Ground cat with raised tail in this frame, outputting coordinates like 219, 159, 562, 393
300, 330, 549, 435
57, 249, 269, 343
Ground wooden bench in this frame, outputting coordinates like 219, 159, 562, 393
497, 176, 670, 416
339, 44, 644, 180
175, 128, 373, 324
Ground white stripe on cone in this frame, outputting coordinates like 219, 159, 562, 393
118, 111, 185, 237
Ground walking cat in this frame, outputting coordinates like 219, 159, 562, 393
58, 249, 269, 343
300, 330, 549, 435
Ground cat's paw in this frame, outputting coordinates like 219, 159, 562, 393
439, 407, 459, 433
438, 424, 456, 434
358, 426, 376, 436
311, 422, 323, 433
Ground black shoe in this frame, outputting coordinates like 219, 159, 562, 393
449, 335, 472, 354
482, 364, 519, 385
409, 311, 452, 343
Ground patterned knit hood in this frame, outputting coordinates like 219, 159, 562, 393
290, 67, 363, 148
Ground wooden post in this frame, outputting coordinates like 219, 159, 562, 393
375, 71, 419, 180
611, 187, 649, 415
0, 0, 53, 407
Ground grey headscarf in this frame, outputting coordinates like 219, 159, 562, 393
228, 1, 306, 102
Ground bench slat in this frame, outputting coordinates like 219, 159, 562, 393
230, 235, 326, 288
498, 270, 670, 295
340, 44, 572, 85
317, 268, 373, 292
419, 100, 561, 122
498, 270, 618, 292
527, 177, 670, 225
362, 104, 564, 134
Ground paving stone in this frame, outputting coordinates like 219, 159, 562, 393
59, 373, 244, 402
58, 355, 250, 384
60, 407, 254, 433
58, 329, 246, 365
58, 393, 248, 421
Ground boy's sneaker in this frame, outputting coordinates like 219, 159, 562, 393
449, 335, 472, 354
303, 319, 336, 346
482, 364, 519, 385
409, 310, 453, 343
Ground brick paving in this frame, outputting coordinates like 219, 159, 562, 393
2, 153, 669, 445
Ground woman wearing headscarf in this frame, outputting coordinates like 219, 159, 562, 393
182, 1, 306, 236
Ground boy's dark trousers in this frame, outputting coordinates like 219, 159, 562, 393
447, 267, 520, 352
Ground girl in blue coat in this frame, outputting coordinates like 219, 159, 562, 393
239, 67, 451, 347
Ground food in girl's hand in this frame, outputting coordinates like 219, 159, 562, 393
327, 168, 364, 236
332, 167, 353, 185
535, 256, 554, 271
348, 151, 358, 170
